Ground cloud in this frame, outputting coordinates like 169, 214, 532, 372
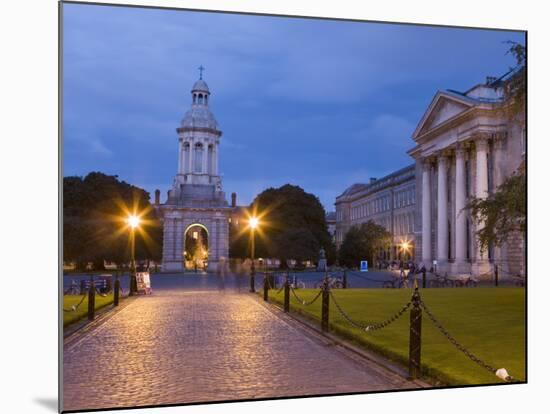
354, 114, 416, 148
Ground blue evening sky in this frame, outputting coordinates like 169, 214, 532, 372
63, 3, 525, 211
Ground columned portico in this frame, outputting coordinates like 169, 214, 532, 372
421, 161, 432, 265
436, 154, 448, 268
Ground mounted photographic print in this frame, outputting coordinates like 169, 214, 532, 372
60, 1, 527, 412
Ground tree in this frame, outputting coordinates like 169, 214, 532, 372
338, 221, 392, 268
468, 169, 526, 253
63, 172, 163, 270
503, 41, 526, 119
230, 184, 335, 267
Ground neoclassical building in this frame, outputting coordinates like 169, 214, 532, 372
159, 75, 232, 272
408, 73, 525, 278
335, 164, 417, 261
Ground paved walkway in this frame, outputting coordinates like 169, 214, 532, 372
63, 291, 415, 411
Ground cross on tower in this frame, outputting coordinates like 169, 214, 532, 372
198, 65, 205, 80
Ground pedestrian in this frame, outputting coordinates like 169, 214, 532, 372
399, 260, 405, 278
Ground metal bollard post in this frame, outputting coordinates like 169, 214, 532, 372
114, 275, 120, 306
284, 275, 290, 313
343, 269, 348, 289
495, 264, 499, 287
422, 268, 426, 289
263, 274, 269, 302
88, 278, 96, 321
321, 280, 330, 332
408, 281, 422, 379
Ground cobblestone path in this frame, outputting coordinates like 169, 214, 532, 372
63, 291, 415, 411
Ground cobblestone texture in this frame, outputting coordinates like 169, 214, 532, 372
63, 291, 413, 411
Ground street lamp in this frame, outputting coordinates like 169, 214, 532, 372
127, 214, 140, 296
249, 216, 259, 293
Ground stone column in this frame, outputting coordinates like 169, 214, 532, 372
213, 144, 218, 176
189, 139, 195, 175
473, 136, 491, 276
492, 135, 505, 270
437, 155, 448, 266
177, 139, 183, 175
202, 140, 208, 174
421, 161, 432, 265
454, 147, 467, 271
493, 134, 506, 189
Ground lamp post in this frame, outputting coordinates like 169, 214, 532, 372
249, 216, 259, 293
128, 215, 140, 296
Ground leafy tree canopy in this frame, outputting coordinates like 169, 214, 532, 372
63, 172, 163, 270
468, 169, 526, 252
230, 184, 335, 267
338, 220, 392, 268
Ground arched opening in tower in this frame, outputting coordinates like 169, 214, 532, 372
184, 224, 209, 271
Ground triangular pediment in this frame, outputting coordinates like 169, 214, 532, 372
412, 92, 475, 140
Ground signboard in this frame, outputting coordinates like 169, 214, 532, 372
433, 260, 438, 266
360, 260, 368, 272
136, 272, 152, 295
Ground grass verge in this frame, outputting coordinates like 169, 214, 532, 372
268, 287, 525, 386
63, 293, 115, 327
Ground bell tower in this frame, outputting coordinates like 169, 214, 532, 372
160, 68, 231, 273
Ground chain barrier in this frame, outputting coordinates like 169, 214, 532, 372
328, 289, 411, 332
290, 285, 323, 306
63, 293, 87, 313
419, 298, 513, 381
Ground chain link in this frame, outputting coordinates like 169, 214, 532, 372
419, 299, 503, 377
63, 293, 87, 313
289, 286, 323, 306
329, 290, 411, 332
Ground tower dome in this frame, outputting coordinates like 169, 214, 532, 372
180, 70, 220, 132
191, 79, 210, 94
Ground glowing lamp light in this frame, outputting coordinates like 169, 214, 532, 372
128, 215, 140, 229
249, 217, 259, 229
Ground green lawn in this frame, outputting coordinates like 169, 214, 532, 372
63, 293, 115, 327
268, 288, 525, 386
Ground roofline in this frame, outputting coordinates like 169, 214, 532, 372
411, 90, 476, 140
336, 163, 416, 201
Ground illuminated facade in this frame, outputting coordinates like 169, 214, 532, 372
335, 165, 417, 262
159, 75, 231, 272
408, 72, 526, 278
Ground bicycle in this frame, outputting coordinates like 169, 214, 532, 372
429, 273, 455, 288
291, 280, 306, 289
453, 275, 479, 288
383, 275, 409, 288
63, 280, 80, 295
316, 276, 345, 289
513, 275, 526, 287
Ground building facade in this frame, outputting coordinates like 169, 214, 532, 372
159, 76, 232, 272
408, 74, 525, 278
335, 164, 417, 262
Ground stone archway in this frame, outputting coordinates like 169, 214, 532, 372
183, 223, 209, 270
